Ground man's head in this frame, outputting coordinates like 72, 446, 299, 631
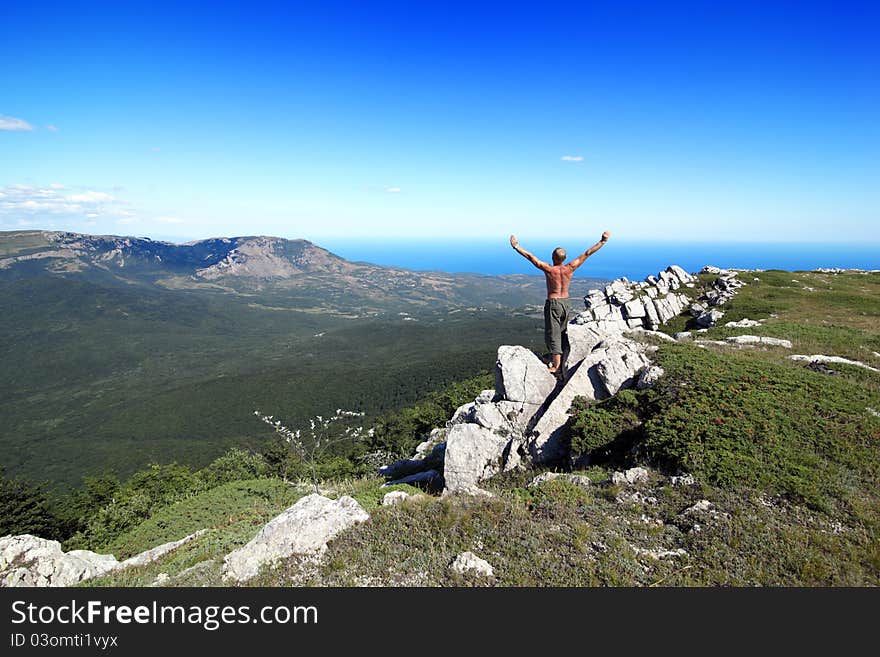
552, 247, 566, 265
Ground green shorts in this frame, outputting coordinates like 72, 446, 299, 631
544, 298, 571, 355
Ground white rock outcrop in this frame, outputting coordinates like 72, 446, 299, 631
443, 423, 511, 495
117, 529, 208, 571
450, 551, 494, 578
726, 335, 792, 348
221, 494, 369, 583
0, 535, 118, 587
494, 345, 558, 404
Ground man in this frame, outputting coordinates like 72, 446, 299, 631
510, 231, 611, 376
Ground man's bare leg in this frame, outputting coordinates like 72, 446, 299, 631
548, 353, 562, 376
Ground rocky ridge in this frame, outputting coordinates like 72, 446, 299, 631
380, 264, 749, 496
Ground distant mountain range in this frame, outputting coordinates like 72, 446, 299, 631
0, 230, 604, 311
0, 229, 606, 487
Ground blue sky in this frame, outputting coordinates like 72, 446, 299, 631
1, 1, 877, 243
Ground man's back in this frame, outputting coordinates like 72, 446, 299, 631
544, 264, 574, 299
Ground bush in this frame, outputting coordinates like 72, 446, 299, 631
198, 448, 268, 488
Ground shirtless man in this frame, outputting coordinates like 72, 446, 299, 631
510, 231, 611, 375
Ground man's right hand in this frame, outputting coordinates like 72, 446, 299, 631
601, 231, 611, 242
510, 234, 519, 249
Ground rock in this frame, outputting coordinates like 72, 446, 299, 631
476, 389, 496, 403
150, 573, 170, 587
443, 423, 511, 494
495, 399, 542, 432
379, 442, 446, 480
701, 265, 723, 275
0, 535, 118, 587
527, 472, 591, 488
451, 551, 494, 578
495, 345, 558, 404
726, 335, 792, 348
221, 494, 369, 583
564, 323, 606, 370
611, 467, 649, 486
627, 327, 676, 342
529, 339, 648, 463
636, 365, 664, 390
790, 354, 879, 372
689, 302, 707, 317
623, 298, 647, 319
118, 529, 209, 571
667, 265, 693, 284
384, 469, 441, 487
643, 297, 661, 329
725, 318, 762, 328
382, 491, 411, 506
671, 474, 696, 487
682, 499, 714, 515
413, 427, 447, 459
633, 546, 688, 560
674, 331, 692, 340
596, 341, 652, 395
449, 401, 476, 425
695, 309, 724, 328
590, 303, 611, 320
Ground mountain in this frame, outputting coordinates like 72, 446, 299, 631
0, 230, 603, 311
0, 230, 606, 488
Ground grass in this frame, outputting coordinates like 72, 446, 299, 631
71, 268, 880, 587
84, 478, 307, 586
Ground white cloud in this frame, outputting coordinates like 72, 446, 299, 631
561, 155, 584, 162
0, 115, 33, 131
66, 191, 114, 203
385, 187, 401, 193
0, 184, 132, 225
46, 124, 59, 133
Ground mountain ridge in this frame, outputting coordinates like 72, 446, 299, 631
0, 229, 605, 311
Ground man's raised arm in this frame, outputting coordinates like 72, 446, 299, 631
568, 231, 611, 270
510, 234, 550, 271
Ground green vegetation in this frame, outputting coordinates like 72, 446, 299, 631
6, 265, 880, 587
0, 273, 544, 488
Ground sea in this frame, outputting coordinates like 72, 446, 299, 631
319, 239, 879, 282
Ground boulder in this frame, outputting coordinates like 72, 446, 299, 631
527, 472, 592, 488
596, 341, 652, 395
382, 491, 411, 506
726, 335, 792, 348
696, 309, 724, 328
221, 494, 369, 583
667, 265, 692, 284
379, 442, 445, 480
623, 298, 647, 319
385, 469, 442, 487
495, 399, 542, 432
564, 323, 606, 372
469, 400, 509, 431
451, 552, 494, 578
725, 318, 761, 328
443, 423, 511, 494
790, 354, 879, 373
0, 535, 118, 587
529, 339, 648, 463
118, 529, 208, 571
611, 467, 649, 486
495, 346, 557, 405
636, 365, 665, 390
